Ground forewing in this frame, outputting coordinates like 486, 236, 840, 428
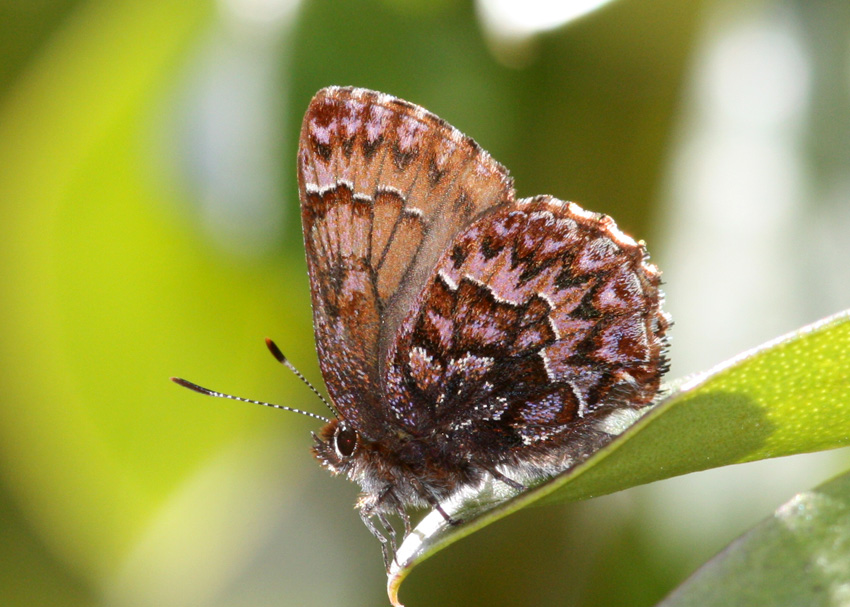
298, 87, 515, 431
384, 195, 669, 453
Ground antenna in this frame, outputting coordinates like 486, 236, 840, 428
171, 377, 332, 424
264, 338, 340, 420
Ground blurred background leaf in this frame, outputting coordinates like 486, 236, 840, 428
0, 0, 848, 606
658, 468, 850, 607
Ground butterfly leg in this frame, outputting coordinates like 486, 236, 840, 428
378, 511, 398, 556
408, 476, 463, 526
398, 502, 412, 536
472, 460, 527, 491
434, 501, 462, 526
360, 509, 394, 570
483, 465, 527, 492
361, 487, 411, 570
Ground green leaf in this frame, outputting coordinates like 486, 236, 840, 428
657, 468, 850, 607
388, 310, 850, 606
0, 0, 292, 586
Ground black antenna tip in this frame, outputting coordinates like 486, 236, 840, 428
171, 377, 208, 394
265, 338, 287, 364
262, 338, 339, 420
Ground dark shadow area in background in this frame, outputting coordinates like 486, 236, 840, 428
0, 0, 83, 94
0, 479, 92, 606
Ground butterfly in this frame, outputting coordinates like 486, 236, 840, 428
297, 87, 669, 561
175, 86, 669, 569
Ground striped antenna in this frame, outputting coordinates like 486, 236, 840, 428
171, 377, 332, 424
264, 338, 340, 420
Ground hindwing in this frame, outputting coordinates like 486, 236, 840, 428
383, 195, 669, 458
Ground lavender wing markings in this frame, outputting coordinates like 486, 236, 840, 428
384, 195, 669, 477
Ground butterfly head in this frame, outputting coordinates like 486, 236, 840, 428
312, 418, 361, 476
312, 417, 418, 511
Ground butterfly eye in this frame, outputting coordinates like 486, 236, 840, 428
335, 425, 358, 458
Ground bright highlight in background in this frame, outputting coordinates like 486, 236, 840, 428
477, 0, 616, 39
220, 0, 302, 25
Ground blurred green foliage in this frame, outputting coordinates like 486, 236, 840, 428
659, 468, 850, 607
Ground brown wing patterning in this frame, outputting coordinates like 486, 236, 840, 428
384, 195, 669, 461
298, 87, 514, 430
